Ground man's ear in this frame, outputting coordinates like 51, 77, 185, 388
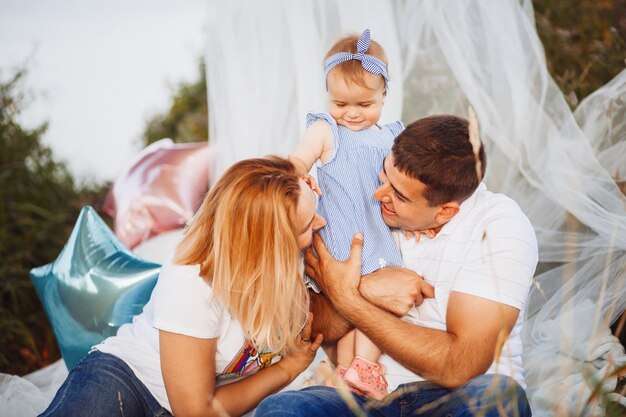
436, 202, 460, 223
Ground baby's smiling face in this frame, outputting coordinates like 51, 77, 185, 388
326, 70, 385, 132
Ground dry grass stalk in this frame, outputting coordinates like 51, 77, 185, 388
468, 106, 483, 182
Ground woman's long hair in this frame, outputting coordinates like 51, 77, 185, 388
174, 156, 309, 354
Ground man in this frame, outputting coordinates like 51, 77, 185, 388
257, 114, 538, 416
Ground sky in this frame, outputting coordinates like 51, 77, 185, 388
0, 0, 207, 183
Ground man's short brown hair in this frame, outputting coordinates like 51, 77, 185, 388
392, 115, 487, 206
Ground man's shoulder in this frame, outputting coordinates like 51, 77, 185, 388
473, 187, 531, 223
448, 186, 537, 248
471, 187, 538, 250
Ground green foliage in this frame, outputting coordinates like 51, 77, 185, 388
142, 60, 208, 146
0, 69, 110, 375
534, 0, 626, 107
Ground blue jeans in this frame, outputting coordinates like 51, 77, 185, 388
256, 374, 531, 417
39, 350, 172, 417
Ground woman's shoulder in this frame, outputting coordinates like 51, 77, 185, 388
152, 263, 224, 338
160, 262, 201, 277
157, 263, 211, 297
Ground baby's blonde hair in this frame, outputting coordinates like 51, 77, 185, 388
174, 156, 309, 354
325, 33, 388, 89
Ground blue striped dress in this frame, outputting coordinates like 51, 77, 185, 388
308, 112, 404, 275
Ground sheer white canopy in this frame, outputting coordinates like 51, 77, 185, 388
205, 0, 404, 177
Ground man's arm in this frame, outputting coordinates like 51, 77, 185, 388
339, 288, 519, 388
307, 233, 519, 389
308, 264, 433, 341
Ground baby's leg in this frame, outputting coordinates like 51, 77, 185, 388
343, 330, 388, 400
335, 329, 356, 369
323, 330, 355, 388
354, 330, 382, 362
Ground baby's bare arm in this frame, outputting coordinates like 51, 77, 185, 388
289, 120, 333, 174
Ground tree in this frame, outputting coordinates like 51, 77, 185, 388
142, 60, 208, 146
534, 0, 626, 107
0, 68, 110, 375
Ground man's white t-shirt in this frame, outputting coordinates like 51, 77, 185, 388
380, 184, 538, 391
96, 264, 278, 412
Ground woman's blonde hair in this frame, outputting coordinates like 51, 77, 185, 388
174, 156, 309, 354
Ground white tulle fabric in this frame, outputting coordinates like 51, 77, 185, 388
2, 1, 624, 416
207, 0, 626, 415
205, 0, 404, 177
0, 360, 68, 417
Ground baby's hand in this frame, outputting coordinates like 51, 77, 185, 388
302, 174, 322, 196
404, 230, 422, 242
404, 228, 436, 242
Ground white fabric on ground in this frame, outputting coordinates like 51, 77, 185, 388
0, 360, 68, 417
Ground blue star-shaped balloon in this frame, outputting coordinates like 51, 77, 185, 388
30, 206, 161, 370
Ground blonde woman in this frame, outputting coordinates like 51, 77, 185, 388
41, 156, 326, 417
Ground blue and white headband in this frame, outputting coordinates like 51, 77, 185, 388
323, 28, 389, 88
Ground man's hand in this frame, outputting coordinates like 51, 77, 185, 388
360, 267, 434, 316
304, 232, 364, 314
305, 232, 434, 317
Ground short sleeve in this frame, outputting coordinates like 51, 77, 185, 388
152, 264, 223, 339
306, 112, 340, 165
452, 210, 538, 310
385, 120, 404, 137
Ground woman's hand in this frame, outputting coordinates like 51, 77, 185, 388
275, 313, 323, 380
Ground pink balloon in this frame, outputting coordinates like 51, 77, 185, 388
104, 139, 215, 249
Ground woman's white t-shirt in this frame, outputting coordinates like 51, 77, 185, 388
96, 263, 278, 412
